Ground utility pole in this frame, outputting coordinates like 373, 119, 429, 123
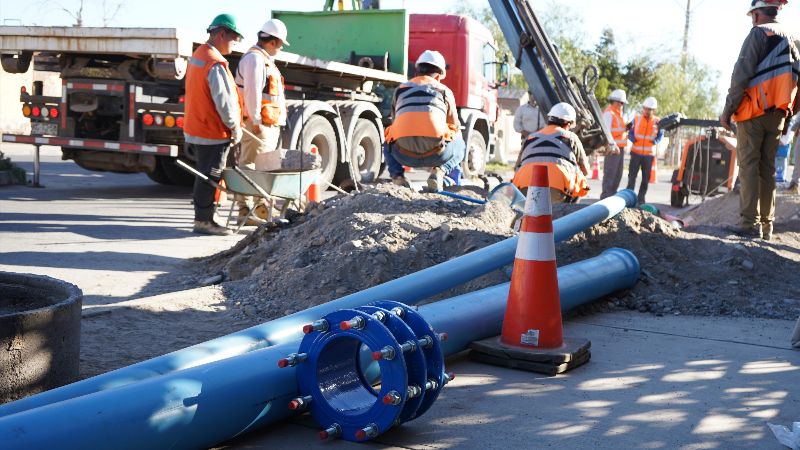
681, 0, 691, 68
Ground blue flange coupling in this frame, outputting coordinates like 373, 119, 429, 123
280, 300, 452, 442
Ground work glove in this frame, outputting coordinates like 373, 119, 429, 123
231, 125, 243, 145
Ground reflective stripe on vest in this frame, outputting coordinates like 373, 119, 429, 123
734, 24, 800, 122
631, 114, 659, 155
385, 77, 451, 143
605, 105, 628, 147
242, 46, 286, 126
512, 126, 588, 198
184, 43, 241, 140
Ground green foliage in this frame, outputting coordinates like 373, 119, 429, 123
448, 0, 719, 117
0, 151, 27, 184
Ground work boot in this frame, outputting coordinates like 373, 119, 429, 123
426, 167, 445, 192
724, 223, 762, 240
392, 175, 410, 188
762, 222, 773, 241
789, 181, 800, 195
193, 220, 232, 236
238, 207, 267, 226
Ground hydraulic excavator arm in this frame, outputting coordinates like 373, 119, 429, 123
488, 0, 613, 155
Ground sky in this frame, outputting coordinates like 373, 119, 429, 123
2, 0, 800, 107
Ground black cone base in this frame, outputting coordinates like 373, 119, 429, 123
469, 336, 591, 376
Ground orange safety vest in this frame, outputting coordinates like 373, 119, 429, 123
512, 125, 589, 198
605, 104, 628, 147
631, 114, 660, 155
184, 43, 243, 140
240, 46, 287, 126
384, 76, 458, 153
733, 24, 800, 122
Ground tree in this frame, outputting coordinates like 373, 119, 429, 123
652, 54, 720, 119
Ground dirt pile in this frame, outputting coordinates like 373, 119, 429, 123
557, 192, 800, 320
196, 184, 517, 321
683, 189, 800, 227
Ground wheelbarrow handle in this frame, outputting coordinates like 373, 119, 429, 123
175, 159, 227, 192
232, 165, 273, 200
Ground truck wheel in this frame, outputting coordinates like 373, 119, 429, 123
462, 132, 487, 178
159, 156, 195, 187
146, 161, 172, 185
670, 184, 687, 207
300, 115, 338, 187
338, 118, 381, 184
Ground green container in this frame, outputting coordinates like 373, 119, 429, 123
272, 9, 408, 76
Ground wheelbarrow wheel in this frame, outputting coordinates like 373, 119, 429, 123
300, 115, 337, 188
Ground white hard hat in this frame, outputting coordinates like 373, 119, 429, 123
642, 97, 658, 110
415, 50, 447, 77
260, 19, 290, 45
747, 0, 786, 15
608, 89, 627, 104
547, 102, 577, 122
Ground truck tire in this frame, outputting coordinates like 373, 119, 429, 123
300, 115, 338, 187
145, 161, 172, 185
340, 118, 381, 184
158, 156, 195, 187
462, 132, 487, 178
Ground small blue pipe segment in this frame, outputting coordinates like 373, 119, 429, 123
0, 190, 637, 417
436, 190, 487, 204
0, 249, 639, 450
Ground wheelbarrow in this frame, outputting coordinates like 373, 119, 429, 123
176, 160, 321, 233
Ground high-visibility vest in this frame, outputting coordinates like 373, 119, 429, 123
512, 125, 589, 198
631, 114, 660, 155
733, 24, 800, 122
384, 76, 456, 154
241, 46, 287, 127
605, 105, 628, 147
184, 43, 242, 140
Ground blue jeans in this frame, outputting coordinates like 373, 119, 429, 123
384, 138, 466, 178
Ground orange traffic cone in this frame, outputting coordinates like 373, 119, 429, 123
591, 155, 600, 180
469, 165, 590, 374
307, 145, 321, 202
649, 157, 657, 184
214, 179, 226, 205
501, 165, 563, 348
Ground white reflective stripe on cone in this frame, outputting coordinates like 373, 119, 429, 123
515, 231, 556, 261
523, 186, 552, 217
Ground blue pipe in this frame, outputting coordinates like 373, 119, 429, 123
0, 249, 639, 450
436, 190, 488, 204
0, 190, 636, 417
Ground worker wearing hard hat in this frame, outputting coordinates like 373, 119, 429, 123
384, 50, 465, 192
184, 13, 245, 236
600, 89, 630, 199
512, 102, 590, 203
626, 96, 663, 205
720, 0, 799, 241
234, 18, 290, 226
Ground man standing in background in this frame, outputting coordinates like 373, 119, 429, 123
513, 91, 545, 147
626, 97, 662, 205
600, 89, 629, 199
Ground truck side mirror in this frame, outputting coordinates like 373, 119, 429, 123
498, 56, 510, 88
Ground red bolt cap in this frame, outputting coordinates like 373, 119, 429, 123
340, 320, 352, 330
382, 394, 394, 405
355, 429, 367, 440
440, 332, 449, 342
448, 372, 455, 380
288, 399, 301, 410
371, 351, 383, 361
277, 358, 289, 368
302, 324, 314, 334
319, 430, 329, 440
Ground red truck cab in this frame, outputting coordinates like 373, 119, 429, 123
408, 14, 505, 176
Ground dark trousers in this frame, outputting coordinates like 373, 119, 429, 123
626, 152, 653, 205
736, 110, 783, 226
190, 142, 230, 222
600, 151, 625, 199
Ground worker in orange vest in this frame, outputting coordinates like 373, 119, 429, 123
184, 14, 244, 236
512, 102, 590, 203
383, 50, 465, 192
626, 97, 663, 205
234, 18, 290, 226
600, 89, 630, 199
720, 0, 799, 241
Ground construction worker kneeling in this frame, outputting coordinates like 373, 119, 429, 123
512, 102, 590, 203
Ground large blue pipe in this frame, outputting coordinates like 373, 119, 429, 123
0, 249, 639, 450
0, 190, 636, 417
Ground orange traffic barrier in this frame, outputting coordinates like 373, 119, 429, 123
590, 155, 600, 180
501, 165, 563, 349
307, 145, 321, 202
649, 157, 657, 184
214, 179, 226, 205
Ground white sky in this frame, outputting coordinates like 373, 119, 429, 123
3, 0, 800, 108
